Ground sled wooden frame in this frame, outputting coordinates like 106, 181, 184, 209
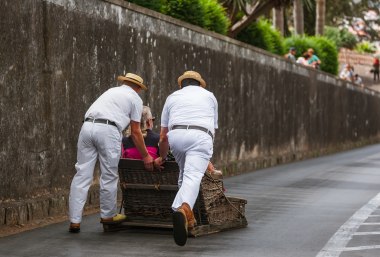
102, 158, 248, 237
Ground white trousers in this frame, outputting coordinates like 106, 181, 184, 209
168, 129, 213, 210
69, 122, 121, 223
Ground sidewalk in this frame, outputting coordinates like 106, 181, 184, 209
339, 49, 380, 92
353, 64, 380, 91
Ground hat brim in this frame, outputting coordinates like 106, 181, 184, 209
177, 75, 206, 88
117, 76, 147, 90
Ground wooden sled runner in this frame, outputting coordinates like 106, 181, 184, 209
102, 159, 248, 237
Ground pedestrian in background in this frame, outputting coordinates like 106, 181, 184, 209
307, 48, 321, 69
297, 52, 311, 66
373, 56, 380, 81
68, 73, 154, 233
285, 47, 297, 62
354, 74, 364, 87
339, 64, 354, 82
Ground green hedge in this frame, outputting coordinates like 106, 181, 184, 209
128, 0, 229, 35
312, 36, 339, 75
355, 41, 377, 54
162, 0, 206, 28
324, 26, 357, 50
127, 0, 164, 12
236, 19, 285, 55
284, 36, 338, 75
200, 0, 230, 35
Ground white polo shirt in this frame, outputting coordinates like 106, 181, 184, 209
85, 85, 143, 131
161, 86, 218, 133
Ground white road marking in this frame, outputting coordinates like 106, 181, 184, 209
316, 192, 380, 257
342, 245, 380, 251
361, 223, 380, 225
354, 231, 380, 235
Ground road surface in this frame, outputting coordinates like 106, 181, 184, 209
1, 144, 380, 257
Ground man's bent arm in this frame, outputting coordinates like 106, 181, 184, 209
130, 121, 154, 171
159, 127, 169, 159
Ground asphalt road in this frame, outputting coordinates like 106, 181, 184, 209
1, 144, 380, 257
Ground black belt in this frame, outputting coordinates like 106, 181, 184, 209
84, 117, 117, 127
172, 125, 213, 139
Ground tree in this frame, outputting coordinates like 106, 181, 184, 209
293, 0, 304, 35
303, 0, 316, 35
324, 26, 357, 49
273, 6, 284, 36
219, 0, 293, 38
315, 0, 326, 35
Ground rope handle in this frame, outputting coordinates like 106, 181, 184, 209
205, 172, 246, 219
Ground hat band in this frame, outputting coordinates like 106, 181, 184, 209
127, 77, 143, 84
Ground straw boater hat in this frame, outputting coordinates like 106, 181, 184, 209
117, 73, 147, 90
177, 71, 206, 88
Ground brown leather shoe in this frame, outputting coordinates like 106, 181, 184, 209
180, 202, 197, 229
69, 223, 80, 233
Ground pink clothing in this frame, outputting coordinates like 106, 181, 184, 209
121, 129, 160, 160
122, 146, 159, 159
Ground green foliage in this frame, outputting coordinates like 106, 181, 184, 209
303, 0, 316, 36
284, 35, 339, 75
200, 0, 230, 35
236, 19, 285, 55
129, 0, 229, 35
355, 41, 377, 54
311, 36, 339, 75
324, 26, 357, 50
339, 29, 357, 49
283, 36, 315, 58
162, 0, 206, 28
127, 0, 164, 12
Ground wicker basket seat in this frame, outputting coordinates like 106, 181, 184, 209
110, 158, 247, 236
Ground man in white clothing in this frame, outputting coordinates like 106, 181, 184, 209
69, 73, 154, 233
156, 71, 218, 246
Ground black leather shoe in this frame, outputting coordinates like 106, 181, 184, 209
173, 210, 188, 246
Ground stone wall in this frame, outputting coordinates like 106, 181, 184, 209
339, 48, 374, 66
1, 0, 380, 229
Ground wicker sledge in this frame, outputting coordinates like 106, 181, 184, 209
102, 158, 248, 237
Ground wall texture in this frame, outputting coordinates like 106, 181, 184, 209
1, 0, 380, 229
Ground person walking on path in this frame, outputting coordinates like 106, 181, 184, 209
373, 56, 380, 81
68, 73, 154, 233
155, 71, 218, 246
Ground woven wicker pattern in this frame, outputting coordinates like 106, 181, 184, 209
205, 198, 246, 225
123, 188, 176, 221
118, 158, 246, 227
199, 173, 225, 211
119, 159, 179, 221
119, 159, 179, 185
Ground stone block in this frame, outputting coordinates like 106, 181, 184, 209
17, 204, 28, 225
48, 196, 66, 216
5, 207, 18, 226
27, 199, 49, 221
0, 206, 6, 225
